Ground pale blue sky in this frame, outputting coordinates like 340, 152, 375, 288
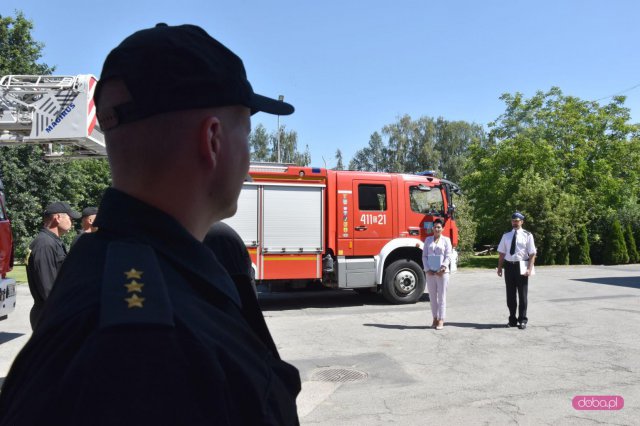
3, 1, 639, 168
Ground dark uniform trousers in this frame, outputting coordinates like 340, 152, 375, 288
504, 261, 528, 324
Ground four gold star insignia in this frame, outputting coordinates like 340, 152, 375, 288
125, 293, 145, 308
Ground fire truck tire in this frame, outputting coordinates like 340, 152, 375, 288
382, 259, 425, 304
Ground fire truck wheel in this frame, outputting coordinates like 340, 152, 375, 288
382, 259, 426, 304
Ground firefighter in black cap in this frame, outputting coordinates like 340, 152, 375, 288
497, 212, 537, 329
26, 201, 80, 329
71, 206, 98, 246
0, 23, 300, 425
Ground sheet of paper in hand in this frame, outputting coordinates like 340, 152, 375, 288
519, 260, 535, 276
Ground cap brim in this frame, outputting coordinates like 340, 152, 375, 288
249, 94, 294, 116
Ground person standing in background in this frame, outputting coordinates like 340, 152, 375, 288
72, 206, 98, 246
26, 202, 80, 329
497, 212, 537, 330
422, 219, 452, 330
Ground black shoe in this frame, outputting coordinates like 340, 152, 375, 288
518, 323, 527, 330
508, 322, 517, 328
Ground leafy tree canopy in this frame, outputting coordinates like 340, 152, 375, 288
0, 11, 111, 259
249, 124, 310, 166
348, 115, 484, 184
464, 87, 640, 263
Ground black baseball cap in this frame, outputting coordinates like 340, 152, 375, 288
82, 206, 98, 217
44, 202, 81, 219
95, 23, 294, 130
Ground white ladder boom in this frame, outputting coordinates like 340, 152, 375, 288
0, 74, 105, 157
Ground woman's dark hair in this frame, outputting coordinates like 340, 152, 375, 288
433, 218, 444, 226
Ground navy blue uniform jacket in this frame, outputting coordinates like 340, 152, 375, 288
0, 188, 301, 425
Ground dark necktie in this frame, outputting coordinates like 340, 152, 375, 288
510, 230, 517, 255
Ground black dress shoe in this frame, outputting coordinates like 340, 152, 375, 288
518, 323, 527, 330
508, 322, 517, 328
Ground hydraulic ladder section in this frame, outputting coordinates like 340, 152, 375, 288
0, 75, 105, 157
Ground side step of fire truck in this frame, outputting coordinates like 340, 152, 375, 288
0, 75, 105, 158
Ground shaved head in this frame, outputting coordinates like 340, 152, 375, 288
96, 79, 250, 237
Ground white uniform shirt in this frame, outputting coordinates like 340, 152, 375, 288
498, 229, 537, 262
422, 235, 452, 271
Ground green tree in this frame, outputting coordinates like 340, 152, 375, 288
249, 124, 271, 161
569, 225, 591, 265
624, 223, 639, 263
464, 87, 640, 264
603, 218, 629, 265
617, 203, 640, 257
0, 11, 111, 259
276, 127, 310, 166
333, 149, 344, 170
348, 115, 483, 180
249, 124, 310, 166
452, 195, 477, 261
383, 115, 440, 173
349, 132, 387, 171
0, 11, 54, 75
434, 118, 485, 183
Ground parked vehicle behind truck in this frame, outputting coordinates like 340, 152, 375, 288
224, 163, 460, 304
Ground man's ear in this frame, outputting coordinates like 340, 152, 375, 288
199, 115, 222, 169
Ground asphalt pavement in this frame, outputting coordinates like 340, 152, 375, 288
1, 265, 639, 425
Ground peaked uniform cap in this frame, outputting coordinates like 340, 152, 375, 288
44, 202, 81, 219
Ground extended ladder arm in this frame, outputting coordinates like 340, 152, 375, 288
0, 75, 106, 157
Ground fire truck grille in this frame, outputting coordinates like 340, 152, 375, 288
310, 368, 368, 383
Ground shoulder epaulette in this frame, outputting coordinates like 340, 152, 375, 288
100, 242, 174, 329
522, 230, 531, 235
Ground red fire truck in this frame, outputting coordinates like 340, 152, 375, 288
0, 177, 16, 320
224, 163, 460, 304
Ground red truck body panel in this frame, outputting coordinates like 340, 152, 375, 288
226, 165, 458, 289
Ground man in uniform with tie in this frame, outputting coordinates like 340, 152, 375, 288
497, 212, 537, 329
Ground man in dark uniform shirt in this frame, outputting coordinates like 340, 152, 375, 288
0, 23, 300, 425
26, 201, 80, 329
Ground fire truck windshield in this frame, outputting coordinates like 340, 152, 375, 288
409, 185, 444, 215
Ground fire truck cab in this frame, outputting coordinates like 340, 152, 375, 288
224, 164, 460, 304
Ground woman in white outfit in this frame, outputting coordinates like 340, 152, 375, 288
421, 219, 452, 330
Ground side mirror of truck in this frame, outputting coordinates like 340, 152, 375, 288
447, 204, 456, 217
